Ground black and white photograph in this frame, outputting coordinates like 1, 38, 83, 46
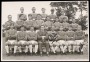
1, 1, 89, 61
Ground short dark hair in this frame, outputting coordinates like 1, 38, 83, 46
28, 14, 32, 17
8, 15, 12, 17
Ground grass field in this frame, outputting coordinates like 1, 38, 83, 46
1, 36, 89, 61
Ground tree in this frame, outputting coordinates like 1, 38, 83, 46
50, 1, 88, 30
50, 2, 78, 18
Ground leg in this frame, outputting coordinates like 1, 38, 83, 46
63, 45, 67, 53
79, 40, 84, 54
28, 41, 33, 54
34, 41, 38, 54
60, 40, 66, 53
5, 42, 10, 55
45, 41, 49, 55
13, 41, 18, 54
73, 41, 77, 53
49, 41, 56, 53
54, 41, 59, 52
24, 42, 28, 53
76, 40, 80, 53
67, 41, 72, 53
18, 41, 22, 53
38, 41, 43, 55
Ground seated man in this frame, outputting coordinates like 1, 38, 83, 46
37, 25, 49, 56
48, 26, 58, 54
70, 19, 79, 31
43, 16, 53, 31
66, 27, 75, 54
17, 27, 28, 54
17, 7, 27, 21
54, 17, 62, 31
24, 14, 33, 31
75, 26, 85, 54
57, 26, 67, 54
5, 26, 17, 56
27, 27, 38, 55
33, 14, 44, 33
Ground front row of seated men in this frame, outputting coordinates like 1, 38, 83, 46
5, 25, 85, 56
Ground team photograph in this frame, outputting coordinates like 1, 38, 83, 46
1, 1, 89, 61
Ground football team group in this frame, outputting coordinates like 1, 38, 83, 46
2, 7, 85, 56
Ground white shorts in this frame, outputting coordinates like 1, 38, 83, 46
75, 40, 84, 45
49, 41, 58, 46
18, 40, 27, 45
57, 40, 66, 46
28, 40, 38, 45
36, 30, 39, 33
67, 40, 74, 45
26, 31, 30, 33
53, 41, 58, 46
17, 31, 20, 33
7, 40, 16, 44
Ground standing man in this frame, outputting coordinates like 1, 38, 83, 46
41, 8, 47, 22
5, 26, 17, 56
33, 14, 44, 33
24, 14, 33, 31
28, 7, 37, 21
17, 7, 27, 21
27, 27, 38, 55
70, 19, 79, 31
54, 17, 62, 31
43, 16, 53, 31
17, 27, 28, 55
66, 27, 75, 54
62, 18, 70, 31
37, 25, 49, 56
15, 20, 25, 31
3, 15, 16, 37
49, 8, 57, 23
75, 26, 85, 54
3, 15, 15, 30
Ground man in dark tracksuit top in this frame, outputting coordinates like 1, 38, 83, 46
37, 25, 49, 56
